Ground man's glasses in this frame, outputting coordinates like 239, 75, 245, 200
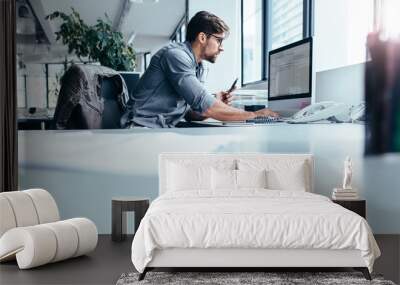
205, 33, 225, 47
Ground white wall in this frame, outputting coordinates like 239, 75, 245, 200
133, 35, 171, 55
313, 0, 374, 72
18, 125, 400, 235
188, 0, 242, 93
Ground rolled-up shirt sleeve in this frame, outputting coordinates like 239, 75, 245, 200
160, 48, 216, 114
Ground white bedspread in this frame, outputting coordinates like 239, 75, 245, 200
131, 190, 380, 273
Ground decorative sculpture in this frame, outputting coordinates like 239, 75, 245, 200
342, 156, 353, 190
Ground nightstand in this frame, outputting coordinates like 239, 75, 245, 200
112, 197, 150, 242
332, 199, 366, 218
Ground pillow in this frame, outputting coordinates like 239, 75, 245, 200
266, 162, 307, 191
237, 158, 309, 191
211, 168, 236, 190
211, 169, 268, 190
236, 169, 268, 189
166, 162, 211, 191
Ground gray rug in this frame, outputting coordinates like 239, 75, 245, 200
116, 271, 396, 285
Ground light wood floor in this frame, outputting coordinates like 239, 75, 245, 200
0, 235, 398, 285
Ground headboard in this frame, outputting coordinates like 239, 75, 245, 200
159, 153, 314, 195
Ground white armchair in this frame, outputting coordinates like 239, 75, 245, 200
0, 188, 98, 269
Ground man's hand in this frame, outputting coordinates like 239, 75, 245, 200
215, 90, 235, 105
254, 108, 280, 118
203, 100, 279, 122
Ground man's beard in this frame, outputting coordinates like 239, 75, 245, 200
204, 54, 218, 63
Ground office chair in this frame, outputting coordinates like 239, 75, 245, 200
52, 64, 130, 130
100, 76, 125, 129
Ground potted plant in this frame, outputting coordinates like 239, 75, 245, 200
46, 8, 136, 71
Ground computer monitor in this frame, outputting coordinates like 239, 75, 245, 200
268, 37, 312, 116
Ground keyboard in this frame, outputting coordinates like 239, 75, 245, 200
245, 116, 283, 124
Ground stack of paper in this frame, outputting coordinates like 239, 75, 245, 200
332, 188, 359, 200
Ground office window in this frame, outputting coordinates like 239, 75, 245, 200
242, 0, 263, 84
376, 0, 400, 39
241, 0, 311, 85
170, 16, 187, 43
180, 24, 186, 42
269, 0, 303, 50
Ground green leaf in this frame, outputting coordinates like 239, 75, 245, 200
47, 8, 136, 70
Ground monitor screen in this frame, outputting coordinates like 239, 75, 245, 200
268, 38, 312, 101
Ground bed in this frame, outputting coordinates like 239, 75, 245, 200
131, 153, 380, 280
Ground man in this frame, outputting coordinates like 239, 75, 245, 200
122, 11, 278, 128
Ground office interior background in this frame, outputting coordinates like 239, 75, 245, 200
2, 0, 400, 283
16, 0, 377, 111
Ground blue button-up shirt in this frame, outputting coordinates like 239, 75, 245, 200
122, 41, 216, 128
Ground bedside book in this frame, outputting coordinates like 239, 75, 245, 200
332, 195, 359, 200
332, 187, 358, 200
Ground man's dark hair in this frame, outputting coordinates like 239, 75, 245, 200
186, 11, 230, 43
